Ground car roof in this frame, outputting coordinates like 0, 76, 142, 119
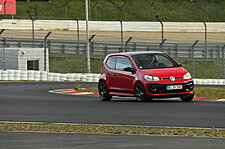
108, 51, 164, 56
123, 51, 164, 55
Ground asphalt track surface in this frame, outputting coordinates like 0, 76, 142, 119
1, 131, 225, 149
0, 82, 225, 149
0, 82, 225, 128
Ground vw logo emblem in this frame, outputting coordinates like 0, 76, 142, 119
169, 76, 175, 81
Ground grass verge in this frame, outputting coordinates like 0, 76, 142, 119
75, 87, 98, 93
194, 87, 225, 99
0, 122, 225, 138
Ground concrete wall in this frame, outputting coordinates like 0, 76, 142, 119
1, 19, 225, 32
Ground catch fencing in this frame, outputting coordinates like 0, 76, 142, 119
0, 38, 224, 58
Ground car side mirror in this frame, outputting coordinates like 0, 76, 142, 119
123, 67, 136, 72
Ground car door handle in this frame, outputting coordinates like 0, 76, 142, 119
113, 73, 118, 76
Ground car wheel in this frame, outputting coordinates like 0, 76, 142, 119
98, 82, 112, 101
180, 93, 194, 102
135, 83, 150, 102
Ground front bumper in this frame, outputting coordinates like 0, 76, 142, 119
145, 81, 194, 97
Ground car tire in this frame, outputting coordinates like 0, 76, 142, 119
98, 81, 112, 101
135, 83, 150, 102
180, 93, 194, 102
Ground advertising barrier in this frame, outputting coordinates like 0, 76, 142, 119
0, 0, 16, 15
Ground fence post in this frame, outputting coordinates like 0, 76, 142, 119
119, 20, 123, 52
3, 38, 6, 70
211, 48, 213, 58
104, 45, 108, 56
48, 40, 51, 57
90, 42, 94, 55
175, 43, 178, 57
133, 43, 136, 52
77, 42, 80, 56
159, 39, 166, 52
203, 22, 207, 58
168, 48, 171, 56
44, 32, 52, 72
62, 43, 65, 54
222, 45, 225, 79
191, 40, 199, 78
124, 37, 132, 52
75, 18, 80, 58
217, 45, 220, 58
89, 35, 96, 55
156, 16, 164, 51
18, 41, 21, 48
0, 30, 5, 70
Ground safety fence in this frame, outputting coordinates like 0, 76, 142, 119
0, 38, 224, 58
0, 70, 225, 85
0, 38, 225, 79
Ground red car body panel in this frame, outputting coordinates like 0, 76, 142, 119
99, 52, 194, 98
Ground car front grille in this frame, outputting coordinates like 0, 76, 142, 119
148, 81, 194, 94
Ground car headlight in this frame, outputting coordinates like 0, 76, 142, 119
183, 72, 192, 79
144, 75, 160, 81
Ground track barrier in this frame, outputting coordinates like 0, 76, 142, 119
0, 70, 225, 85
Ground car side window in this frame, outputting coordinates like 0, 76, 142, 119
106, 56, 116, 69
116, 56, 133, 71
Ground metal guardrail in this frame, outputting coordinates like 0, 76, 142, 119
0, 38, 224, 58
0, 38, 225, 78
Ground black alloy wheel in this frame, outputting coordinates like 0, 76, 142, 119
98, 82, 112, 101
135, 83, 150, 102
180, 93, 194, 102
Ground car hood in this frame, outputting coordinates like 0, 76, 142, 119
140, 67, 188, 78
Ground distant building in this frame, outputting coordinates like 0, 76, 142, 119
0, 48, 49, 71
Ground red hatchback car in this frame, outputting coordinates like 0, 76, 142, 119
98, 51, 194, 102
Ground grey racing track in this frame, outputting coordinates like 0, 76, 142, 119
0, 82, 224, 128
0, 82, 225, 149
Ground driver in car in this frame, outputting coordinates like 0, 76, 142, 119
143, 55, 159, 69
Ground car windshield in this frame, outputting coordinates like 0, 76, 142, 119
132, 53, 179, 69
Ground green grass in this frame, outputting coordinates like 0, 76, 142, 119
195, 87, 225, 99
13, 0, 225, 22
49, 54, 103, 73
175, 58, 223, 79
75, 87, 98, 93
1, 122, 225, 137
